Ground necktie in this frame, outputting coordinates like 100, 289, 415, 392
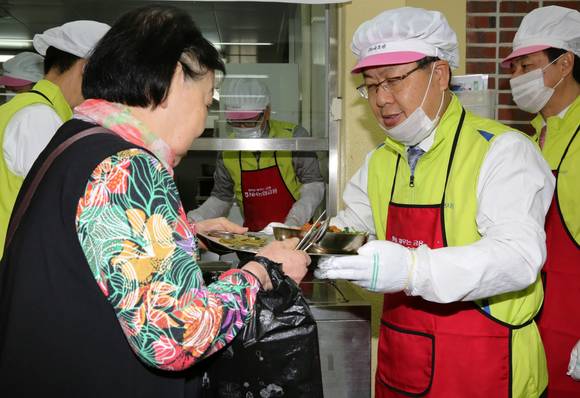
407, 145, 425, 175
407, 146, 425, 187
538, 125, 547, 150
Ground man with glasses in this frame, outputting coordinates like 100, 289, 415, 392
315, 7, 554, 397
188, 77, 325, 232
502, 6, 580, 396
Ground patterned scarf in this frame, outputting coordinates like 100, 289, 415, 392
74, 99, 176, 175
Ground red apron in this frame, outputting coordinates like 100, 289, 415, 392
376, 112, 513, 397
239, 152, 296, 232
537, 126, 580, 397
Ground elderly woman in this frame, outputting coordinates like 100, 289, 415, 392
0, 5, 309, 397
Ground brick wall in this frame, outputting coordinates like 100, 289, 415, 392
466, 0, 580, 134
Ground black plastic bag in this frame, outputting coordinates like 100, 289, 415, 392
203, 264, 323, 398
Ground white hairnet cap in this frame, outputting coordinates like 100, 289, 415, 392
501, 6, 580, 67
351, 7, 459, 73
221, 77, 271, 120
0, 52, 44, 87
33, 20, 110, 58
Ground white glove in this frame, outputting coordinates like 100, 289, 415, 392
314, 240, 414, 293
568, 340, 580, 381
260, 222, 290, 235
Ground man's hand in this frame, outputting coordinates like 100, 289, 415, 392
315, 240, 413, 293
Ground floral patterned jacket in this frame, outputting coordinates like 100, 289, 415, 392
74, 99, 260, 371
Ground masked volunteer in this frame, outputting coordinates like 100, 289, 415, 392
315, 7, 554, 398
501, 6, 580, 396
188, 77, 325, 232
0, 52, 44, 95
0, 21, 109, 256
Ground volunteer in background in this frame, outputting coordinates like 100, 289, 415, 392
502, 5, 580, 396
0, 20, 109, 255
315, 7, 554, 397
187, 77, 325, 232
0, 51, 44, 95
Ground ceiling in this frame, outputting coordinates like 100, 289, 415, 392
0, 0, 295, 60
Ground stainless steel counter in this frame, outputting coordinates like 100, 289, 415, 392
302, 279, 371, 398
201, 262, 371, 398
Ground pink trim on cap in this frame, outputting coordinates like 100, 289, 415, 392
500, 45, 551, 68
0, 75, 34, 87
351, 51, 427, 73
226, 110, 262, 120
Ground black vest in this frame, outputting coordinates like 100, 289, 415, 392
0, 119, 203, 397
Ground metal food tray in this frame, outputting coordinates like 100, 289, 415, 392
197, 230, 361, 256
197, 231, 272, 255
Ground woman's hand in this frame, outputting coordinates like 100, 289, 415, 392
242, 238, 310, 289
257, 238, 310, 283
195, 217, 247, 235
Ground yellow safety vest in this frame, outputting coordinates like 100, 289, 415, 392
531, 95, 580, 244
0, 79, 72, 255
367, 95, 547, 397
223, 119, 302, 216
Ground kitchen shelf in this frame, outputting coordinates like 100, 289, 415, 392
189, 138, 329, 152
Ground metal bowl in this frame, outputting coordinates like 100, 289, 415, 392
310, 231, 369, 254
273, 226, 305, 241
273, 226, 368, 254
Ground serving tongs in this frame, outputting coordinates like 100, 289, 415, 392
295, 211, 330, 252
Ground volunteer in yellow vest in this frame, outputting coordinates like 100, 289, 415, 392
0, 52, 44, 98
501, 6, 580, 396
315, 7, 554, 398
188, 77, 325, 232
0, 20, 109, 255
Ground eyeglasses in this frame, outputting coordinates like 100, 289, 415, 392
356, 63, 426, 99
227, 113, 264, 128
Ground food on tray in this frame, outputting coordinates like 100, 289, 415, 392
218, 234, 268, 250
300, 222, 364, 235
300, 223, 314, 232
279, 221, 369, 254
198, 231, 272, 254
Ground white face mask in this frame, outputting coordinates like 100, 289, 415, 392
510, 55, 564, 114
381, 65, 445, 146
232, 125, 264, 138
